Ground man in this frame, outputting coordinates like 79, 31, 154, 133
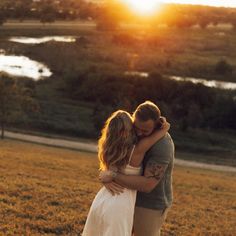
101, 101, 175, 236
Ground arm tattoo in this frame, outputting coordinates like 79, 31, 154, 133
145, 162, 167, 181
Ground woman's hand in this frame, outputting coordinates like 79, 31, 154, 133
160, 116, 170, 131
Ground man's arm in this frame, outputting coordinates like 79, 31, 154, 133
113, 162, 168, 193
100, 137, 173, 194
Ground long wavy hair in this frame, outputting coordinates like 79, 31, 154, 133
98, 110, 136, 171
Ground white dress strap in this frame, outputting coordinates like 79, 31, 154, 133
128, 145, 135, 164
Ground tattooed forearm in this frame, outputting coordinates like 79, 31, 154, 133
145, 162, 167, 181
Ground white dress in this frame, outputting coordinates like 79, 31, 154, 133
82, 146, 141, 236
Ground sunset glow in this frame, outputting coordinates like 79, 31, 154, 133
162, 0, 236, 8
120, 0, 236, 12
121, 0, 162, 15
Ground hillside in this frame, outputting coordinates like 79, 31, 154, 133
0, 140, 235, 235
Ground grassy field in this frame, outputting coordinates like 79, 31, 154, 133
0, 140, 235, 235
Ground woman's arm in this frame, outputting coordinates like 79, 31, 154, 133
128, 119, 170, 167
136, 120, 170, 155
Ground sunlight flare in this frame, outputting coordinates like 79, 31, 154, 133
121, 0, 162, 15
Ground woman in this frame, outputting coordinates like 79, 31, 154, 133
82, 110, 170, 236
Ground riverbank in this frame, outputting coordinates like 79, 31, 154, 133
1, 21, 236, 82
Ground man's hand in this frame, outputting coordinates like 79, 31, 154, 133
103, 182, 124, 196
99, 170, 124, 195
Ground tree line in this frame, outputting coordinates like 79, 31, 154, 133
60, 68, 236, 133
0, 0, 236, 29
0, 73, 38, 139
0, 70, 235, 139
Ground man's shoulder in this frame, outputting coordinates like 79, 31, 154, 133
152, 133, 174, 148
146, 133, 174, 157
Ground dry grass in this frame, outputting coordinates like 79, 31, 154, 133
0, 140, 235, 235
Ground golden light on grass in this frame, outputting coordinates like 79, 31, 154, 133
0, 140, 235, 234
121, 0, 163, 16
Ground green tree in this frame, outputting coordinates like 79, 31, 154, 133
0, 11, 6, 26
187, 103, 203, 128
215, 59, 233, 75
40, 0, 56, 24
14, 0, 31, 21
0, 73, 38, 139
96, 1, 122, 30
198, 18, 209, 29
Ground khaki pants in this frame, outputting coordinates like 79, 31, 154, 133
133, 206, 169, 236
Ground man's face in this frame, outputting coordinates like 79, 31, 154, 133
133, 117, 156, 139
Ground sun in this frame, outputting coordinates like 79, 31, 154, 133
122, 0, 162, 16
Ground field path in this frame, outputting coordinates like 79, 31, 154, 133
4, 130, 236, 173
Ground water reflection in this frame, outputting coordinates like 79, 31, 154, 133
124, 71, 149, 78
169, 76, 236, 90
124, 71, 236, 90
9, 36, 76, 44
0, 54, 52, 80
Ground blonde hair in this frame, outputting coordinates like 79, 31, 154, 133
98, 110, 136, 171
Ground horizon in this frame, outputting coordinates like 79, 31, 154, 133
161, 0, 236, 8
90, 0, 236, 8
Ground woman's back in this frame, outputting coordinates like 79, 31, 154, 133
82, 146, 141, 236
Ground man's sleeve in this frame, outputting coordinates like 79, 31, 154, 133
146, 137, 173, 165
143, 136, 174, 180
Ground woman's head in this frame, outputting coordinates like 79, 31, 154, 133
98, 110, 136, 170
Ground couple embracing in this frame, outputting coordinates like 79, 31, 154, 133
82, 101, 175, 236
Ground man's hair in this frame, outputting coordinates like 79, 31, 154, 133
133, 101, 161, 122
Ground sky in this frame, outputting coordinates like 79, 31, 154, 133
120, 0, 236, 16
160, 0, 236, 8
